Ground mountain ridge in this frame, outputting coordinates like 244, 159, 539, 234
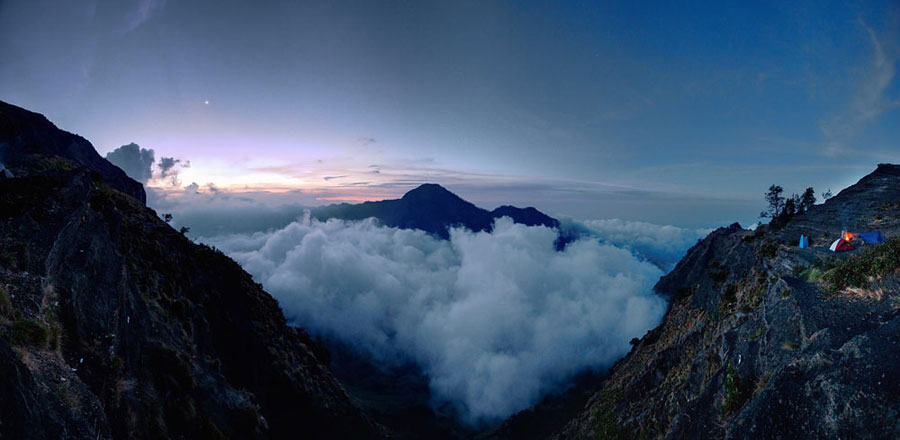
312, 184, 560, 239
0, 100, 146, 203
0, 100, 382, 438
551, 163, 900, 439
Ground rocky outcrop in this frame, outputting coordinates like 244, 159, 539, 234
0, 101, 381, 439
0, 101, 145, 203
552, 164, 900, 439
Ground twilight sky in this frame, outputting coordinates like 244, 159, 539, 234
1, 0, 898, 227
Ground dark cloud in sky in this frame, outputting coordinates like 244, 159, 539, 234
157, 156, 190, 186
105, 142, 154, 183
158, 156, 181, 177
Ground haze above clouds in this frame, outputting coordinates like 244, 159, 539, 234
202, 215, 707, 423
3, 1, 897, 228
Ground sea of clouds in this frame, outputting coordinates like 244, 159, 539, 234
201, 215, 707, 423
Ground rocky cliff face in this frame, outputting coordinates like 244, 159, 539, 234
553, 164, 900, 439
0, 101, 381, 439
0, 102, 145, 204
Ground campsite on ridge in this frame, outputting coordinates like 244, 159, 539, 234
554, 163, 900, 439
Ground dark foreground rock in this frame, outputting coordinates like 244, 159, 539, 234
552, 164, 900, 439
0, 100, 381, 439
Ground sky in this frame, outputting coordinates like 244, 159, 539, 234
1, 0, 899, 227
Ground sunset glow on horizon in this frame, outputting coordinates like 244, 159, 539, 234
2, 0, 898, 227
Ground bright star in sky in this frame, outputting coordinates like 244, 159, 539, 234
1, 0, 897, 228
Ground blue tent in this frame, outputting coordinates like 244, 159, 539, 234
798, 235, 809, 249
858, 231, 885, 245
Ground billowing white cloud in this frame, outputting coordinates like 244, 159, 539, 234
203, 216, 685, 423
576, 218, 709, 270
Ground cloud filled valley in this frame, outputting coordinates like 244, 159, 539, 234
201, 215, 707, 423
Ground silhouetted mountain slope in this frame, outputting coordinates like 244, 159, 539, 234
489, 205, 560, 229
552, 164, 900, 439
0, 101, 381, 439
312, 183, 558, 239
0, 101, 145, 203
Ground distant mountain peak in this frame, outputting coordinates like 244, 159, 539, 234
401, 183, 462, 202
408, 183, 448, 192
312, 183, 560, 239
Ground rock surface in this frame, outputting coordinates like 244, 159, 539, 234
0, 102, 146, 203
0, 100, 381, 439
551, 164, 900, 439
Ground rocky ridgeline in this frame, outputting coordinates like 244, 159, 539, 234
0, 101, 381, 439
552, 164, 900, 439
